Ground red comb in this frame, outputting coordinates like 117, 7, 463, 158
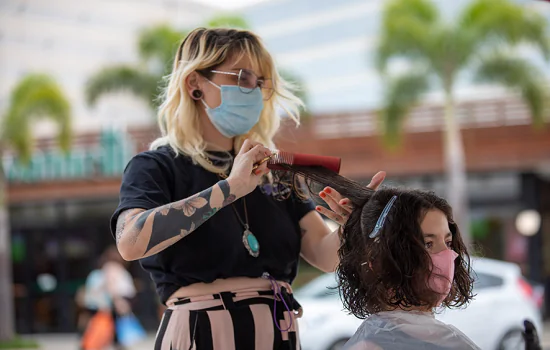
267, 150, 341, 174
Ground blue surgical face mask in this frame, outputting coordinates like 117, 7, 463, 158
201, 80, 264, 138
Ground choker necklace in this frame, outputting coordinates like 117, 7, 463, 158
231, 197, 260, 257
199, 153, 230, 178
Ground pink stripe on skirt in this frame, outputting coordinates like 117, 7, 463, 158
161, 309, 191, 350
250, 303, 275, 349
156, 283, 301, 350
207, 309, 236, 350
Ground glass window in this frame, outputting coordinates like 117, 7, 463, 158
264, 17, 378, 55
245, 0, 366, 28
473, 272, 504, 290
279, 49, 377, 83
308, 80, 382, 113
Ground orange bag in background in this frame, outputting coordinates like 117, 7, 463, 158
81, 311, 114, 350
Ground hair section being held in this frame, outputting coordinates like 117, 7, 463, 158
276, 164, 374, 207
276, 164, 474, 318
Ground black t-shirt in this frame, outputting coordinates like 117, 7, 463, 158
110, 146, 315, 304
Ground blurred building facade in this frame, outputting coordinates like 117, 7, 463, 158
243, 0, 550, 292
0, 0, 213, 135
1, 0, 214, 333
243, 0, 550, 114
2, 0, 550, 334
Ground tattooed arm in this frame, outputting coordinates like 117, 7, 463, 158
115, 139, 272, 261
115, 179, 238, 261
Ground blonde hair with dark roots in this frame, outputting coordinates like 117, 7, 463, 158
151, 27, 304, 173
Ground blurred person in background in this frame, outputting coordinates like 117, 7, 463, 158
111, 27, 385, 349
80, 246, 136, 350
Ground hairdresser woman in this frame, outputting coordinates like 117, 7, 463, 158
111, 27, 385, 350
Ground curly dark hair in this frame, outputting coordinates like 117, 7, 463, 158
280, 165, 474, 318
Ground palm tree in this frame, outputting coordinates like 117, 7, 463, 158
376, 0, 549, 245
86, 24, 182, 109
86, 16, 307, 112
0, 74, 72, 342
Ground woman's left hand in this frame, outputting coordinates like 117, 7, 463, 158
316, 171, 386, 226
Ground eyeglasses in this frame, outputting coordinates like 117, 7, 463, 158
210, 69, 274, 101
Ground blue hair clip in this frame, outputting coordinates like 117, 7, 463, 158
369, 195, 397, 238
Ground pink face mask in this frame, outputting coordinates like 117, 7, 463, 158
428, 249, 459, 306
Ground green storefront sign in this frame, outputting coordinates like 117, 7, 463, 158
4, 128, 135, 183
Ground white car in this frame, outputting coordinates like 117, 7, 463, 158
296, 258, 543, 350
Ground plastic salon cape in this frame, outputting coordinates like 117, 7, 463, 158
343, 310, 481, 350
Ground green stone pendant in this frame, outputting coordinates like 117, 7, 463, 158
242, 226, 260, 258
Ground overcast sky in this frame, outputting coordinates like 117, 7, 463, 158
191, 0, 269, 10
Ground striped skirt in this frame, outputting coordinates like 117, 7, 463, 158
155, 288, 301, 350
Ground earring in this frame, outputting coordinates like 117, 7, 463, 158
192, 90, 203, 99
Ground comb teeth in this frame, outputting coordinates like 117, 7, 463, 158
266, 150, 341, 173
268, 150, 295, 165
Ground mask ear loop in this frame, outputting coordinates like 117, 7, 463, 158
200, 79, 222, 111
206, 79, 221, 90
200, 99, 209, 110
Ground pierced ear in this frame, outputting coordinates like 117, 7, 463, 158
185, 72, 201, 98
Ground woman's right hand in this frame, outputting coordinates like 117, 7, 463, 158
227, 139, 272, 198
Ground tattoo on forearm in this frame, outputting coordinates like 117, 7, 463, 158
116, 180, 236, 258
219, 179, 236, 206
115, 213, 127, 245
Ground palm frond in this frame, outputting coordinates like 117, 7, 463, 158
2, 110, 33, 161
422, 24, 489, 89
379, 71, 430, 148
377, 0, 440, 72
85, 66, 161, 108
459, 0, 550, 59
206, 15, 250, 29
423, 26, 462, 85
383, 0, 438, 25
475, 53, 548, 128
1, 74, 71, 161
138, 24, 186, 72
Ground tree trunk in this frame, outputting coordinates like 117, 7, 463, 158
0, 158, 15, 341
442, 92, 471, 248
